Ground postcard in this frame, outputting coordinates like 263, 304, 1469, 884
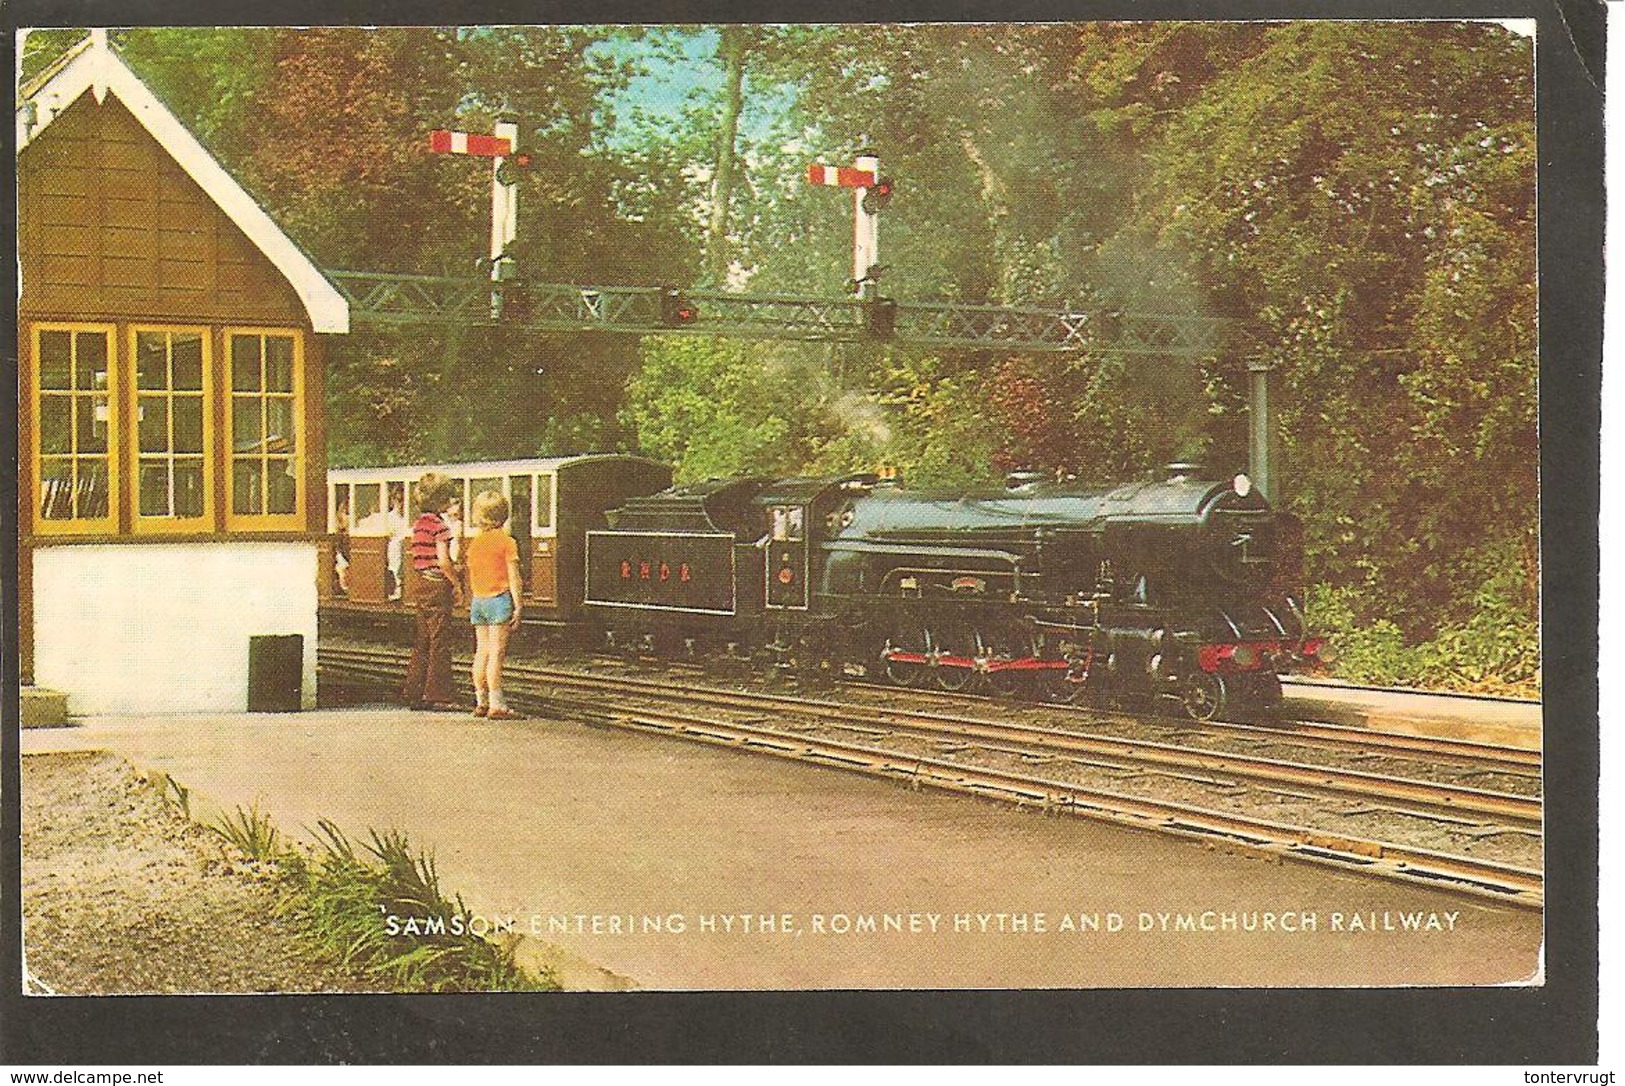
6, 8, 1601, 1066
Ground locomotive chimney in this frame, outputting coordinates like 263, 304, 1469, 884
1164, 461, 1205, 481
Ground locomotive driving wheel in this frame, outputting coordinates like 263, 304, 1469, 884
1180, 673, 1230, 722
931, 623, 980, 692
882, 623, 930, 687
982, 626, 1032, 698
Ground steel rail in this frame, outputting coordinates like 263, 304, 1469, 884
467, 654, 1544, 827
318, 611, 1539, 770
317, 650, 1543, 907
840, 673, 1542, 771
324, 640, 1539, 779
323, 644, 1542, 825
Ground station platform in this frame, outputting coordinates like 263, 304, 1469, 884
1281, 679, 1541, 751
22, 705, 1542, 991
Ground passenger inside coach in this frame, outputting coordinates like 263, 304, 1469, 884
444, 497, 464, 563
334, 497, 352, 596
386, 485, 408, 599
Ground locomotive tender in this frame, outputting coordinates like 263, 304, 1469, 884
584, 463, 1326, 720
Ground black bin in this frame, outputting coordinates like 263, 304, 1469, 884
247, 634, 304, 712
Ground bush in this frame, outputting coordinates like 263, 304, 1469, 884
214, 809, 556, 992
1306, 581, 1539, 697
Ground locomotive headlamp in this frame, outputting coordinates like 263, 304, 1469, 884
1233, 473, 1253, 497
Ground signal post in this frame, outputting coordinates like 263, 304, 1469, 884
429, 117, 529, 318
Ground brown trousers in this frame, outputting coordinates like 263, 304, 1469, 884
402, 577, 457, 704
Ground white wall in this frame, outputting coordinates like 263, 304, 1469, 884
33, 542, 320, 714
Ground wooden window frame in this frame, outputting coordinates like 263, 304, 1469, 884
129, 324, 214, 535
224, 327, 306, 532
30, 322, 119, 536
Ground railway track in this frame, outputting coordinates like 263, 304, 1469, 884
319, 604, 1541, 743
714, 662, 1543, 776
533, 661, 1542, 826
318, 642, 1543, 908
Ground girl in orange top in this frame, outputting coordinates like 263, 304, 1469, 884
465, 490, 524, 718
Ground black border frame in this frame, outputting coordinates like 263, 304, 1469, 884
1, 0, 1601, 1064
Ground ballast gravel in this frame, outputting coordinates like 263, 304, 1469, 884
21, 751, 382, 995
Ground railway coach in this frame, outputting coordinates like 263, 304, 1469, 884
323, 455, 671, 619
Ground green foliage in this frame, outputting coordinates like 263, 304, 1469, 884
869, 358, 1004, 487
624, 336, 883, 481
1307, 544, 1539, 696
212, 802, 283, 862
290, 820, 553, 992
148, 773, 192, 821
1306, 584, 1428, 687
117, 28, 279, 168
622, 337, 1010, 486
19, 29, 92, 85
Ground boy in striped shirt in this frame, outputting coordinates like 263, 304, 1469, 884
401, 472, 464, 709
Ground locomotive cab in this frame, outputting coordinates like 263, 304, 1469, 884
754, 478, 854, 612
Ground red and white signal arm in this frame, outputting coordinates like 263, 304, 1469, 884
429, 129, 513, 157
807, 163, 877, 188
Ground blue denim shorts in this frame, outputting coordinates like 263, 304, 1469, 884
470, 591, 515, 626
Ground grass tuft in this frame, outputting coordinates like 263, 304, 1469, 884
144, 771, 193, 820
211, 801, 281, 861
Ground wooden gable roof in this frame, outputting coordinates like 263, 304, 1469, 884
17, 31, 349, 333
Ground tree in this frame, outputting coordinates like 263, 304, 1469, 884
705, 26, 750, 286
223, 26, 699, 466
1074, 21, 1536, 676
116, 28, 279, 172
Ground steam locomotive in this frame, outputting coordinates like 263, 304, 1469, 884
582, 464, 1326, 720
323, 457, 1323, 719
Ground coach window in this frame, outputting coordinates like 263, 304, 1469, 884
226, 330, 304, 530
507, 475, 532, 558
353, 482, 381, 527
132, 327, 211, 533
32, 323, 118, 535
533, 473, 554, 533
468, 475, 503, 535
330, 483, 353, 533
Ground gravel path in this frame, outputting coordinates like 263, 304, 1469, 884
21, 751, 383, 995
